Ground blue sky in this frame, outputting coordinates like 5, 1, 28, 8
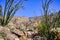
0, 0, 60, 17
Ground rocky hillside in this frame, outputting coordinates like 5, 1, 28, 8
0, 16, 42, 40
8, 16, 41, 30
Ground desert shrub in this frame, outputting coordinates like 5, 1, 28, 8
38, 22, 55, 40
27, 26, 34, 30
0, 32, 6, 40
7, 25, 14, 32
38, 22, 47, 37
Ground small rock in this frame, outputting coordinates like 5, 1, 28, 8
15, 37, 19, 40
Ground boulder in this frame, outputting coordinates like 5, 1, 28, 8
6, 34, 19, 40
19, 35, 27, 40
0, 26, 19, 40
33, 36, 47, 40
12, 28, 24, 36
0, 26, 11, 34
0, 26, 4, 33
3, 27, 11, 35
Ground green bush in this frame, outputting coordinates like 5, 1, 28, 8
38, 22, 47, 37
0, 32, 6, 40
38, 22, 55, 40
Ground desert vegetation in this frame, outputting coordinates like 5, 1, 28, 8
0, 0, 60, 40
38, 0, 60, 40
